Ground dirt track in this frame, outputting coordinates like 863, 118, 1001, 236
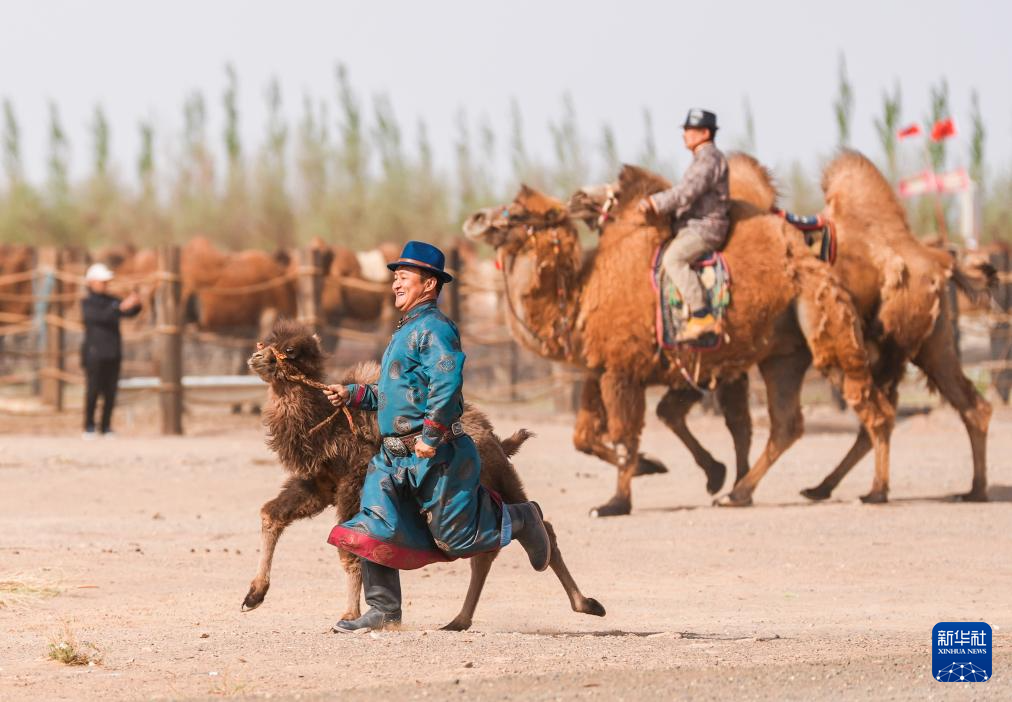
1, 403, 1010, 700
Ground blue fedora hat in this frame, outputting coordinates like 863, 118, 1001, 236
387, 240, 453, 283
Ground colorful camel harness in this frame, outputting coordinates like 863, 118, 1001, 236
772, 207, 838, 264
256, 342, 357, 436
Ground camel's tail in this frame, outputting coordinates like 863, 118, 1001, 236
500, 429, 535, 458
951, 256, 998, 307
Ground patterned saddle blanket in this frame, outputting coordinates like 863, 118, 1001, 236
651, 241, 731, 351
772, 207, 837, 264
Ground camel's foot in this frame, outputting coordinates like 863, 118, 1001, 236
714, 490, 753, 508
634, 453, 669, 476
340, 607, 362, 622
589, 496, 631, 518
859, 490, 889, 504
440, 617, 472, 632
231, 403, 244, 415
574, 597, 607, 617
955, 488, 989, 503
703, 461, 727, 496
800, 485, 833, 502
241, 582, 268, 612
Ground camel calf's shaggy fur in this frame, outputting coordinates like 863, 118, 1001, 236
243, 318, 605, 630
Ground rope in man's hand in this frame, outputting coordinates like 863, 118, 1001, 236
256, 342, 357, 437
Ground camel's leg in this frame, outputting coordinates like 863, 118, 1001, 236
441, 552, 497, 631
656, 386, 726, 494
716, 350, 809, 507
440, 518, 607, 631
334, 478, 367, 620
913, 314, 992, 501
801, 427, 872, 501
338, 551, 363, 622
716, 374, 753, 484
802, 373, 901, 501
242, 477, 332, 611
590, 371, 646, 517
575, 373, 666, 476
792, 274, 895, 503
542, 521, 606, 617
489, 467, 606, 621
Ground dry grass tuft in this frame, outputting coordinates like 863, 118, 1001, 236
208, 671, 252, 697
0, 574, 61, 608
47, 624, 104, 666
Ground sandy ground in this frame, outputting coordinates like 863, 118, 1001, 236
1, 401, 1011, 701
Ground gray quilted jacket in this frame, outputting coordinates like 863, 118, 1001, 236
648, 141, 730, 248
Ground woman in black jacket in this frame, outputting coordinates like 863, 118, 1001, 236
81, 263, 141, 438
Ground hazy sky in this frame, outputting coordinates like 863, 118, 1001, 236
3, 0, 1010, 188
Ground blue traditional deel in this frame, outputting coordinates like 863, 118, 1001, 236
327, 300, 510, 569
387, 240, 453, 283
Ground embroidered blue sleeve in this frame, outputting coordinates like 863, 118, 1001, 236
345, 383, 378, 412
418, 318, 465, 446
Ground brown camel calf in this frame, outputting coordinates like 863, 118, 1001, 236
242, 318, 605, 630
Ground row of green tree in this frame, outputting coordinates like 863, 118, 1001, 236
1, 60, 1008, 251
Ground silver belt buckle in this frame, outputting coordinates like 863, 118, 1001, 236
450, 421, 464, 437
382, 436, 409, 457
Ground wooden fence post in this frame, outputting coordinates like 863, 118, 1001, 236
156, 245, 183, 435
448, 244, 462, 323
39, 247, 64, 410
508, 340, 519, 402
991, 248, 1011, 403
27, 245, 41, 398
296, 246, 323, 334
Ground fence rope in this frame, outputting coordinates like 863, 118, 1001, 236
192, 270, 298, 296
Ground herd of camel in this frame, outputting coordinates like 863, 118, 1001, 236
463, 149, 996, 516
0, 149, 997, 518
240, 149, 998, 628
0, 235, 402, 341
0, 234, 407, 379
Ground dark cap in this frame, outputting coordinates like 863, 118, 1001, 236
682, 108, 718, 131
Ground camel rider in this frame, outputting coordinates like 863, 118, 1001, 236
639, 108, 729, 342
324, 241, 552, 633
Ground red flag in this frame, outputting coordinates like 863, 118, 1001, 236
930, 117, 957, 141
897, 123, 922, 139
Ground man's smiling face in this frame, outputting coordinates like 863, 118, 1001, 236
391, 267, 438, 312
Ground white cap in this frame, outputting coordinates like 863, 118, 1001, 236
85, 263, 114, 282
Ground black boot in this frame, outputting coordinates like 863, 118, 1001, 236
333, 560, 402, 633
507, 501, 552, 572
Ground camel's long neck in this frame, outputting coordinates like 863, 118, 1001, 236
264, 381, 333, 474
498, 238, 584, 364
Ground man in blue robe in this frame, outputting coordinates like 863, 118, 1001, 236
325, 240, 551, 633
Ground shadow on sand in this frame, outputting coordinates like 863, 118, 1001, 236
890, 484, 1012, 504
540, 630, 784, 642
637, 485, 1012, 513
